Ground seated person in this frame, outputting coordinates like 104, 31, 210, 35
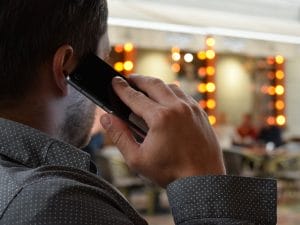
236, 113, 257, 146
257, 123, 283, 148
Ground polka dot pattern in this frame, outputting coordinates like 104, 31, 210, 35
0, 118, 277, 224
0, 118, 147, 225
167, 176, 277, 225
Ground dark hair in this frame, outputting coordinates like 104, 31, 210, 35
0, 0, 108, 105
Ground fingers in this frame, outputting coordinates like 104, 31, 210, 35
112, 77, 159, 124
128, 75, 178, 105
168, 83, 192, 102
100, 114, 141, 165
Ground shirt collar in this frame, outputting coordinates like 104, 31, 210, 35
0, 118, 92, 171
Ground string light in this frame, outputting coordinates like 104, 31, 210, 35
198, 67, 206, 77
124, 43, 134, 52
206, 37, 216, 47
267, 57, 275, 65
208, 115, 217, 125
275, 85, 285, 95
267, 116, 276, 126
184, 53, 194, 63
172, 52, 181, 61
171, 63, 181, 73
114, 44, 123, 53
197, 83, 207, 93
199, 100, 206, 109
275, 100, 285, 110
206, 66, 215, 76
114, 62, 124, 72
261, 85, 269, 94
124, 61, 134, 71
268, 86, 276, 96
276, 115, 286, 126
276, 70, 285, 80
206, 82, 216, 93
275, 55, 284, 64
206, 50, 216, 60
197, 51, 206, 60
207, 99, 216, 109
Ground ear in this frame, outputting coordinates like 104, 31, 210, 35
52, 45, 76, 96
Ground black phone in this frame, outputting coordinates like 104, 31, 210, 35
67, 53, 148, 141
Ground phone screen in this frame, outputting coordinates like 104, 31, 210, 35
67, 53, 148, 139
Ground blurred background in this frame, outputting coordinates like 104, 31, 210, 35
86, 0, 300, 224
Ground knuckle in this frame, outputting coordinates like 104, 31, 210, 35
190, 101, 201, 114
154, 108, 170, 123
127, 89, 143, 101
148, 77, 164, 88
174, 100, 193, 116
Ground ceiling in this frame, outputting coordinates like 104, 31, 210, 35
107, 0, 300, 57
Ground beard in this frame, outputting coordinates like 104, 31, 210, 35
57, 87, 96, 148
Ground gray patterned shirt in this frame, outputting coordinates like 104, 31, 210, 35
0, 118, 276, 225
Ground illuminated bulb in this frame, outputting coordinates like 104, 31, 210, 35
275, 85, 285, 95
267, 117, 276, 126
114, 44, 123, 53
199, 100, 206, 109
268, 86, 276, 96
114, 62, 124, 72
275, 55, 284, 64
276, 70, 285, 80
206, 37, 216, 47
206, 82, 216, 93
276, 115, 286, 126
197, 83, 206, 93
208, 115, 217, 125
124, 61, 134, 71
206, 50, 216, 60
124, 43, 134, 52
275, 100, 285, 110
197, 51, 206, 60
198, 67, 206, 77
171, 63, 181, 73
207, 99, 216, 109
261, 85, 269, 94
267, 57, 275, 65
206, 66, 215, 76
184, 53, 194, 63
172, 52, 181, 61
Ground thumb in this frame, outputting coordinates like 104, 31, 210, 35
100, 114, 140, 162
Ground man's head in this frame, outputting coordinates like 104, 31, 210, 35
0, 0, 109, 148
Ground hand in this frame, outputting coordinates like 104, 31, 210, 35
100, 75, 225, 188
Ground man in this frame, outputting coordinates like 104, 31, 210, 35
0, 1, 276, 224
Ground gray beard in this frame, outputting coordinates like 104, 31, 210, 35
57, 93, 96, 149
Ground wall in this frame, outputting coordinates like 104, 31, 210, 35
285, 57, 300, 138
216, 55, 254, 125
135, 49, 176, 84
134, 49, 300, 138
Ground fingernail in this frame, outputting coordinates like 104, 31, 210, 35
100, 114, 111, 129
113, 76, 128, 87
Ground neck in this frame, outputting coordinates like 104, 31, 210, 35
0, 98, 62, 137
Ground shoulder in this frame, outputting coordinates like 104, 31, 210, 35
2, 166, 138, 225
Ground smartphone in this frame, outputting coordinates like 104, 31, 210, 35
67, 53, 148, 141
